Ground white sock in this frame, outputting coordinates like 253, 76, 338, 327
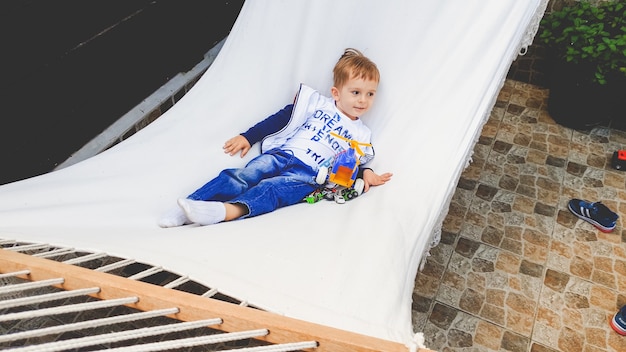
177, 199, 226, 226
157, 205, 190, 228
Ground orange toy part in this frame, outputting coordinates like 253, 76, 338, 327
330, 165, 355, 187
619, 150, 626, 161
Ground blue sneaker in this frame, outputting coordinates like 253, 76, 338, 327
568, 199, 619, 233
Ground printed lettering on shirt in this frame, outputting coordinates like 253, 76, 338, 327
305, 148, 326, 165
301, 121, 315, 131
310, 110, 352, 145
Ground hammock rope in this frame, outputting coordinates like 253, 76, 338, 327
95, 258, 137, 273
98, 340, 319, 352
202, 287, 220, 298
0, 296, 139, 322
0, 270, 30, 279
7, 318, 225, 352
5, 243, 50, 252
0, 278, 64, 295
62, 252, 108, 265
0, 308, 180, 343
33, 247, 76, 259
0, 286, 101, 309
128, 266, 164, 281
162, 275, 190, 289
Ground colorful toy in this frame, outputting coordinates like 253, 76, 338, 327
310, 132, 372, 203
612, 150, 626, 170
303, 185, 362, 204
304, 188, 327, 204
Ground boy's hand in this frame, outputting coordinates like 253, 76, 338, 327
223, 135, 252, 157
362, 169, 393, 193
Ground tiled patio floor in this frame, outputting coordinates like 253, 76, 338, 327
412, 79, 626, 352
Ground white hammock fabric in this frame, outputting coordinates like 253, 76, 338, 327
0, 0, 545, 349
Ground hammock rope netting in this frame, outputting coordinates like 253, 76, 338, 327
0, 240, 416, 352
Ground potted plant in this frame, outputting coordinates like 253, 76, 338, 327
538, 0, 626, 130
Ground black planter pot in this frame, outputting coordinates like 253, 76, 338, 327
546, 56, 626, 130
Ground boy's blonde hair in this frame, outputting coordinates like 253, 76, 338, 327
333, 48, 380, 88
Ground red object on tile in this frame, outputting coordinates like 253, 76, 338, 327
610, 306, 626, 335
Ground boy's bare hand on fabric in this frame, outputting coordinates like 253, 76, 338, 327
362, 169, 393, 193
223, 135, 252, 157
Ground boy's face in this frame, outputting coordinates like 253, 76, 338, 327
331, 76, 378, 120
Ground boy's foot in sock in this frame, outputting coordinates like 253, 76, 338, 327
177, 199, 226, 225
157, 205, 190, 228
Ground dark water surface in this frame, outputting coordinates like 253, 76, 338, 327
0, 0, 244, 185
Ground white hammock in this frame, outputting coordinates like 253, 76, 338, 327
0, 0, 547, 350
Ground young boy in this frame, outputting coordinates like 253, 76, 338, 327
158, 48, 392, 227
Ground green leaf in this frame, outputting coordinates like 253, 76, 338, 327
540, 0, 626, 84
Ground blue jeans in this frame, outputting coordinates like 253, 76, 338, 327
187, 148, 318, 218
